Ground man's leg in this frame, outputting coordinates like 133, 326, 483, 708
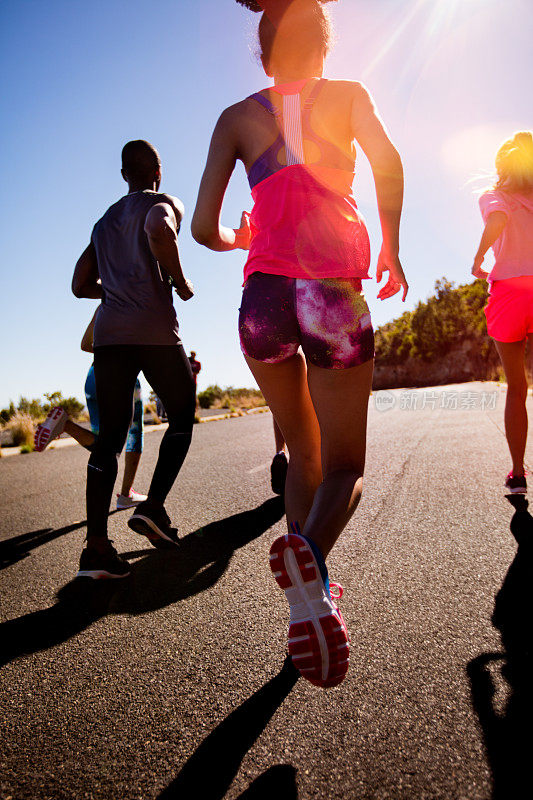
86, 346, 140, 549
127, 345, 195, 548
141, 345, 196, 505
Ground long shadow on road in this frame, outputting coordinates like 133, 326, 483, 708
0, 512, 121, 570
157, 656, 300, 800
0, 497, 284, 668
467, 495, 533, 799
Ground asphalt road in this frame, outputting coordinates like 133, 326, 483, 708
1, 382, 531, 800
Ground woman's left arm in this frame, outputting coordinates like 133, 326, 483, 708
191, 107, 251, 252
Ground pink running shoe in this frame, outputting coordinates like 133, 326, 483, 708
34, 407, 68, 452
116, 489, 148, 510
269, 532, 350, 688
505, 471, 527, 494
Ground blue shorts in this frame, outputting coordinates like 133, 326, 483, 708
85, 364, 144, 453
239, 272, 374, 369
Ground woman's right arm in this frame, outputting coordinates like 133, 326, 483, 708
191, 107, 251, 252
351, 83, 407, 301
472, 211, 508, 280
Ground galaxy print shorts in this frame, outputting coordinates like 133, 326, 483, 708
239, 272, 375, 370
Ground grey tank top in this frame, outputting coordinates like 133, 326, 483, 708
91, 190, 180, 346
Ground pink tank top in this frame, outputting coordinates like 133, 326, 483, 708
243, 79, 371, 285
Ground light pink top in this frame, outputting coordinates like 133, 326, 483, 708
479, 189, 533, 281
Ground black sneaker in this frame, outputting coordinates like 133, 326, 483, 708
505, 471, 527, 494
76, 543, 130, 579
128, 501, 180, 548
271, 452, 289, 496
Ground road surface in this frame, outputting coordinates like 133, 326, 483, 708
0, 382, 530, 799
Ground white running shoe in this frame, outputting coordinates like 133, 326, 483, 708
34, 407, 68, 452
116, 489, 148, 510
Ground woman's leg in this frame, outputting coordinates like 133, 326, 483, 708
495, 339, 528, 475
121, 381, 144, 496
304, 358, 374, 558
244, 352, 322, 528
273, 418, 286, 454
121, 451, 142, 496
64, 419, 95, 450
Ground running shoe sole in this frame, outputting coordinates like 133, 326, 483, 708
76, 568, 130, 579
34, 407, 67, 452
269, 533, 349, 688
506, 485, 527, 494
127, 514, 179, 548
116, 495, 148, 510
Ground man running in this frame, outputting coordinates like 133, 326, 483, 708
72, 139, 196, 579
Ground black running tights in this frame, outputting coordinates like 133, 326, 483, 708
87, 344, 195, 538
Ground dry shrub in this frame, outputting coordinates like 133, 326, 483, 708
7, 413, 35, 448
144, 402, 162, 424
212, 391, 266, 410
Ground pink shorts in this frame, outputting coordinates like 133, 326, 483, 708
485, 276, 533, 342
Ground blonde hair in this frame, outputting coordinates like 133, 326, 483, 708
495, 131, 533, 194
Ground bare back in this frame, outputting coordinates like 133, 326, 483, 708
228, 79, 360, 176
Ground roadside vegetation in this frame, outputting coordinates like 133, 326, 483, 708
1, 280, 497, 452
198, 385, 265, 412
375, 278, 494, 366
0, 392, 85, 425
0, 392, 86, 453
373, 278, 501, 387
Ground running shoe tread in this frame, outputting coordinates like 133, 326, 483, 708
269, 533, 349, 688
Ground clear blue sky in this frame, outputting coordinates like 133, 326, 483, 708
1, 0, 531, 408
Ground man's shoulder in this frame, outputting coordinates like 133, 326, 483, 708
93, 195, 128, 226
150, 192, 185, 220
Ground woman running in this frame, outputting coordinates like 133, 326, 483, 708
34, 308, 148, 509
472, 131, 533, 494
192, 0, 407, 687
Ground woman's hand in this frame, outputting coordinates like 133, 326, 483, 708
471, 254, 489, 281
376, 247, 408, 301
233, 211, 251, 250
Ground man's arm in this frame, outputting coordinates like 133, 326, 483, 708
144, 203, 194, 301
72, 243, 102, 299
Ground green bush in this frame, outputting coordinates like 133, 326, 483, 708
375, 278, 493, 368
0, 401, 16, 424
42, 391, 84, 418
0, 392, 85, 424
198, 385, 224, 409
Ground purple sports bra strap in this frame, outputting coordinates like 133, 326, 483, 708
249, 93, 279, 117
303, 78, 325, 111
